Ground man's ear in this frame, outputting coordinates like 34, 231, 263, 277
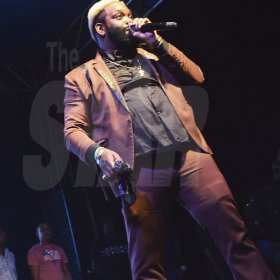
95, 23, 106, 38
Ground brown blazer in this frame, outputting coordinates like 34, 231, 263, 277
64, 43, 212, 184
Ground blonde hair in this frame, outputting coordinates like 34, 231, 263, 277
88, 0, 120, 42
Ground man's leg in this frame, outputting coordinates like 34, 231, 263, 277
122, 166, 176, 280
178, 149, 275, 280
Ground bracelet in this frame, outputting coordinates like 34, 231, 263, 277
94, 147, 105, 164
149, 36, 164, 50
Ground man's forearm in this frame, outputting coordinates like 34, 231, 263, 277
150, 36, 205, 84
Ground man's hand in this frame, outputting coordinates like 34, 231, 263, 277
97, 148, 123, 180
128, 17, 159, 46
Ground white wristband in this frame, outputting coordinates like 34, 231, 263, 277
94, 147, 105, 164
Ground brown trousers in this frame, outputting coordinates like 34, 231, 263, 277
121, 146, 275, 280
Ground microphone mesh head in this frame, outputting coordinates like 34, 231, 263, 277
166, 22, 178, 29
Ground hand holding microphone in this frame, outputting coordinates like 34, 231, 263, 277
100, 158, 137, 207
128, 17, 178, 45
95, 147, 123, 181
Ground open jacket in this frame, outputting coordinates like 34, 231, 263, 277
64, 43, 212, 194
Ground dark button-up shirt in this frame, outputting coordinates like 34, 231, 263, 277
101, 46, 189, 157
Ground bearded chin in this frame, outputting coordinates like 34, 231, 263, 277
106, 25, 139, 52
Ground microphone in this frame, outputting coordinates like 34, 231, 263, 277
132, 22, 178, 32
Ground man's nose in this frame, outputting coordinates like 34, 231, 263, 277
124, 16, 133, 25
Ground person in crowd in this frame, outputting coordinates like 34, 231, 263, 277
27, 222, 72, 280
244, 146, 280, 279
91, 212, 132, 280
0, 226, 17, 280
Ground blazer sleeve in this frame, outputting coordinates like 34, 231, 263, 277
64, 73, 99, 165
153, 39, 205, 84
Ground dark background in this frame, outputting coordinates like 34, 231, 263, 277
1, 0, 279, 279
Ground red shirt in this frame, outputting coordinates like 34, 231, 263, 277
27, 244, 68, 280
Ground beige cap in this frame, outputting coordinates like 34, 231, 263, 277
88, 0, 120, 42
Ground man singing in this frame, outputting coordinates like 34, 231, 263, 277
64, 0, 276, 279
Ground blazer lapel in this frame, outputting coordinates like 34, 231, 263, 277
93, 52, 130, 113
